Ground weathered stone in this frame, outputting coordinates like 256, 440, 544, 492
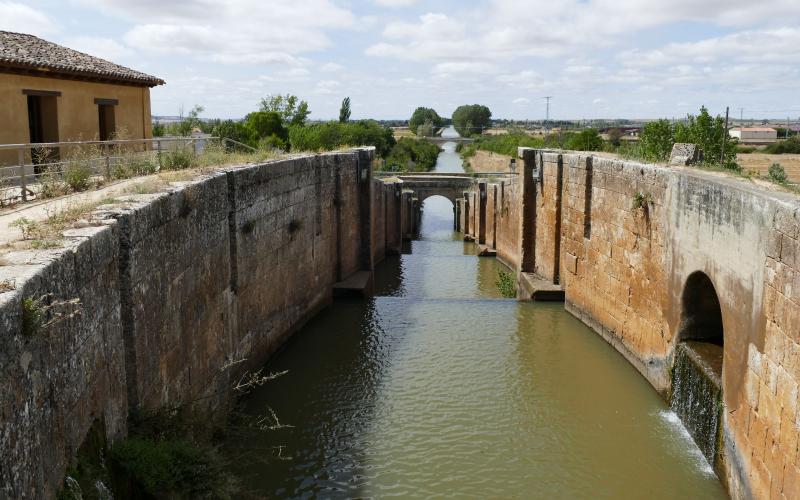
669, 143, 703, 166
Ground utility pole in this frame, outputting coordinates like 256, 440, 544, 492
720, 106, 729, 168
788, 116, 791, 139
544, 96, 552, 132
739, 107, 743, 122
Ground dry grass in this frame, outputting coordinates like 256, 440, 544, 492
737, 154, 800, 183
392, 128, 415, 139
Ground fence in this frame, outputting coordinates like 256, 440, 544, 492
0, 136, 253, 206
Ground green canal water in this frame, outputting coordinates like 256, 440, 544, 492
227, 133, 727, 498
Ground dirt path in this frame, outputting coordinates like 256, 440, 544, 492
0, 174, 163, 246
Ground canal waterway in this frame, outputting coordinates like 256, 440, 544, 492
228, 128, 727, 498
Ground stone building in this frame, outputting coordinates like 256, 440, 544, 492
729, 127, 778, 144
0, 31, 164, 165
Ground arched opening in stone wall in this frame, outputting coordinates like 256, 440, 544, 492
678, 271, 724, 346
671, 271, 725, 470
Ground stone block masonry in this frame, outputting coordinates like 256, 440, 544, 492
457, 147, 800, 499
0, 149, 392, 498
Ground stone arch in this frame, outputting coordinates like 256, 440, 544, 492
677, 271, 724, 346
414, 190, 460, 205
671, 270, 725, 468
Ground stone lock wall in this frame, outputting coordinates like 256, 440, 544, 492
0, 149, 392, 498
458, 147, 800, 499
0, 226, 127, 499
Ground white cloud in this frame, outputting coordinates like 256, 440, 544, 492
513, 97, 531, 105
83, 0, 355, 65
0, 1, 59, 36
321, 62, 345, 73
61, 36, 134, 62
374, 0, 419, 6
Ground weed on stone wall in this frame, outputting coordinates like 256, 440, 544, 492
496, 270, 516, 298
21, 294, 81, 336
632, 192, 653, 212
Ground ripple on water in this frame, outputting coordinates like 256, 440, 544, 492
227, 138, 727, 499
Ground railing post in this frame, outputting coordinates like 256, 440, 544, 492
104, 149, 112, 181
157, 139, 162, 170
18, 148, 27, 202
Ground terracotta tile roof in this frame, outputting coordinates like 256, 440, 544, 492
0, 31, 164, 87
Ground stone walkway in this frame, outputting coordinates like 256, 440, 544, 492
0, 175, 161, 246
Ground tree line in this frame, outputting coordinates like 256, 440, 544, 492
153, 95, 442, 173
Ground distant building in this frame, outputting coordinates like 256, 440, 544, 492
729, 127, 778, 144
0, 31, 164, 165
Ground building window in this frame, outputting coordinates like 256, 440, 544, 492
95, 98, 119, 141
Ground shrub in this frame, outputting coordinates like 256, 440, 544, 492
638, 119, 675, 162
565, 129, 604, 151
495, 270, 516, 298
64, 161, 93, 191
162, 149, 195, 171
764, 137, 800, 154
768, 162, 789, 184
113, 156, 157, 179
10, 217, 40, 240
111, 437, 236, 499
460, 133, 544, 158
288, 120, 396, 157
383, 138, 440, 172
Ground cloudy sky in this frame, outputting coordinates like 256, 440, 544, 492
3, 0, 799, 121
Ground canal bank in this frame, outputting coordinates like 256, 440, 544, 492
229, 134, 727, 498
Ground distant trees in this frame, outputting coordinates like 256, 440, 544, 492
638, 119, 675, 161
259, 94, 310, 127
288, 120, 396, 157
635, 107, 738, 168
452, 105, 492, 137
409, 107, 444, 136
384, 138, 440, 172
339, 97, 351, 123
565, 129, 604, 151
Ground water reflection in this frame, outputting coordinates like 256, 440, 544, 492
227, 126, 727, 499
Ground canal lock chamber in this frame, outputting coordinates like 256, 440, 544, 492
670, 271, 725, 474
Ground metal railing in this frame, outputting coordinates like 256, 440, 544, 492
0, 136, 254, 206
373, 171, 517, 178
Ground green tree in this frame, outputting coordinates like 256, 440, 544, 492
409, 107, 443, 135
259, 94, 310, 127
288, 120, 396, 157
211, 120, 256, 149
638, 119, 675, 162
674, 106, 738, 169
244, 111, 288, 143
607, 128, 623, 148
339, 97, 351, 123
452, 104, 492, 137
152, 122, 165, 137
565, 129, 604, 151
176, 105, 204, 136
